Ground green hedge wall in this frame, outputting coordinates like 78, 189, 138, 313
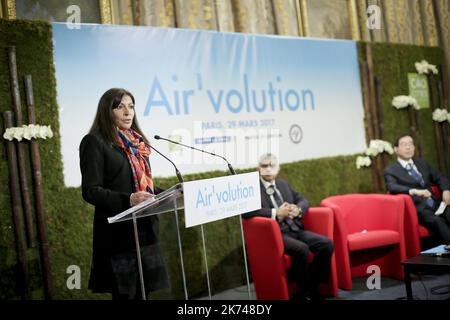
0, 19, 65, 299
358, 42, 445, 171
0, 19, 445, 299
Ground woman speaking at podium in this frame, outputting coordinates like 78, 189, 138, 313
79, 88, 169, 299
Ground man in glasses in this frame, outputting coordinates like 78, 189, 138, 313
384, 134, 450, 244
243, 153, 334, 300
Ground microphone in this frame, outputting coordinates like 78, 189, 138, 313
154, 135, 237, 175
149, 144, 184, 183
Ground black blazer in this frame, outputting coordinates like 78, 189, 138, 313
79, 133, 167, 293
243, 178, 309, 233
383, 157, 450, 213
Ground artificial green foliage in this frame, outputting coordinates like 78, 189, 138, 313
0, 19, 445, 299
0, 19, 65, 299
358, 42, 445, 172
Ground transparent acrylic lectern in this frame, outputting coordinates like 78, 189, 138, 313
107, 183, 187, 300
108, 182, 251, 300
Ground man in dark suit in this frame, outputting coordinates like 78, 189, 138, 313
384, 134, 450, 244
243, 153, 334, 300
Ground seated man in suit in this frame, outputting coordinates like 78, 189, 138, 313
384, 134, 450, 244
243, 153, 334, 300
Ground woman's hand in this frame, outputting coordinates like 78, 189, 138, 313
130, 191, 154, 206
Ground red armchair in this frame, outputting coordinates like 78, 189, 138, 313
242, 207, 338, 300
390, 185, 442, 257
320, 194, 406, 291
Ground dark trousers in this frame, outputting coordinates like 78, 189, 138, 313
282, 229, 334, 297
419, 204, 450, 245
111, 273, 149, 300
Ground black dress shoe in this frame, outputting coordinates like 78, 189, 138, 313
307, 285, 323, 301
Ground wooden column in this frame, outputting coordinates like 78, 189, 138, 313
24, 76, 54, 300
365, 44, 384, 192
8, 46, 35, 248
428, 73, 445, 174
3, 111, 29, 299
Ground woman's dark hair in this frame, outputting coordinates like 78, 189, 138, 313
393, 133, 414, 147
89, 88, 149, 145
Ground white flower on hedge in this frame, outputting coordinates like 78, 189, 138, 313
429, 65, 438, 75
23, 124, 37, 140
384, 143, 394, 155
432, 108, 449, 123
37, 125, 46, 139
12, 127, 24, 141
369, 140, 384, 154
415, 60, 438, 75
47, 126, 54, 138
40, 125, 53, 139
366, 139, 394, 156
29, 124, 39, 139
3, 124, 54, 141
392, 95, 420, 110
365, 147, 378, 157
3, 128, 15, 141
356, 156, 372, 169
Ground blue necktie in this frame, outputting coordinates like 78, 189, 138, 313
406, 163, 434, 208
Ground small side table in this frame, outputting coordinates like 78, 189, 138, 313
401, 255, 450, 300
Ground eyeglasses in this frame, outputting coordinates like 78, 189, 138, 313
260, 163, 276, 168
398, 142, 414, 148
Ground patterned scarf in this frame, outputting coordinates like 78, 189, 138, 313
117, 128, 154, 194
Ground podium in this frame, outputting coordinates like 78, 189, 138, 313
108, 182, 252, 300
108, 183, 187, 300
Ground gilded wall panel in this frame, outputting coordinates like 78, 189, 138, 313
356, 0, 371, 41
381, 0, 398, 42
436, 0, 450, 86
273, 0, 299, 36
142, 0, 175, 27
370, 0, 387, 42
304, 0, 352, 39
411, 0, 425, 45
421, 0, 439, 46
348, 0, 361, 40
111, 0, 133, 25
14, 0, 101, 23
216, 0, 235, 32
232, 0, 276, 34
174, 0, 218, 30
1, 0, 17, 19
395, 0, 412, 43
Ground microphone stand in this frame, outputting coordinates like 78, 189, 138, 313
154, 135, 237, 176
153, 136, 252, 299
149, 145, 184, 183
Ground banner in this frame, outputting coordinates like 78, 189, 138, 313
53, 23, 366, 187
183, 172, 261, 228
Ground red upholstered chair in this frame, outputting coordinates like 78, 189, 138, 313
389, 194, 426, 258
242, 207, 338, 300
320, 194, 406, 291
391, 185, 442, 257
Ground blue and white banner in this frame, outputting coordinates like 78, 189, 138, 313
53, 23, 366, 187
183, 172, 261, 228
